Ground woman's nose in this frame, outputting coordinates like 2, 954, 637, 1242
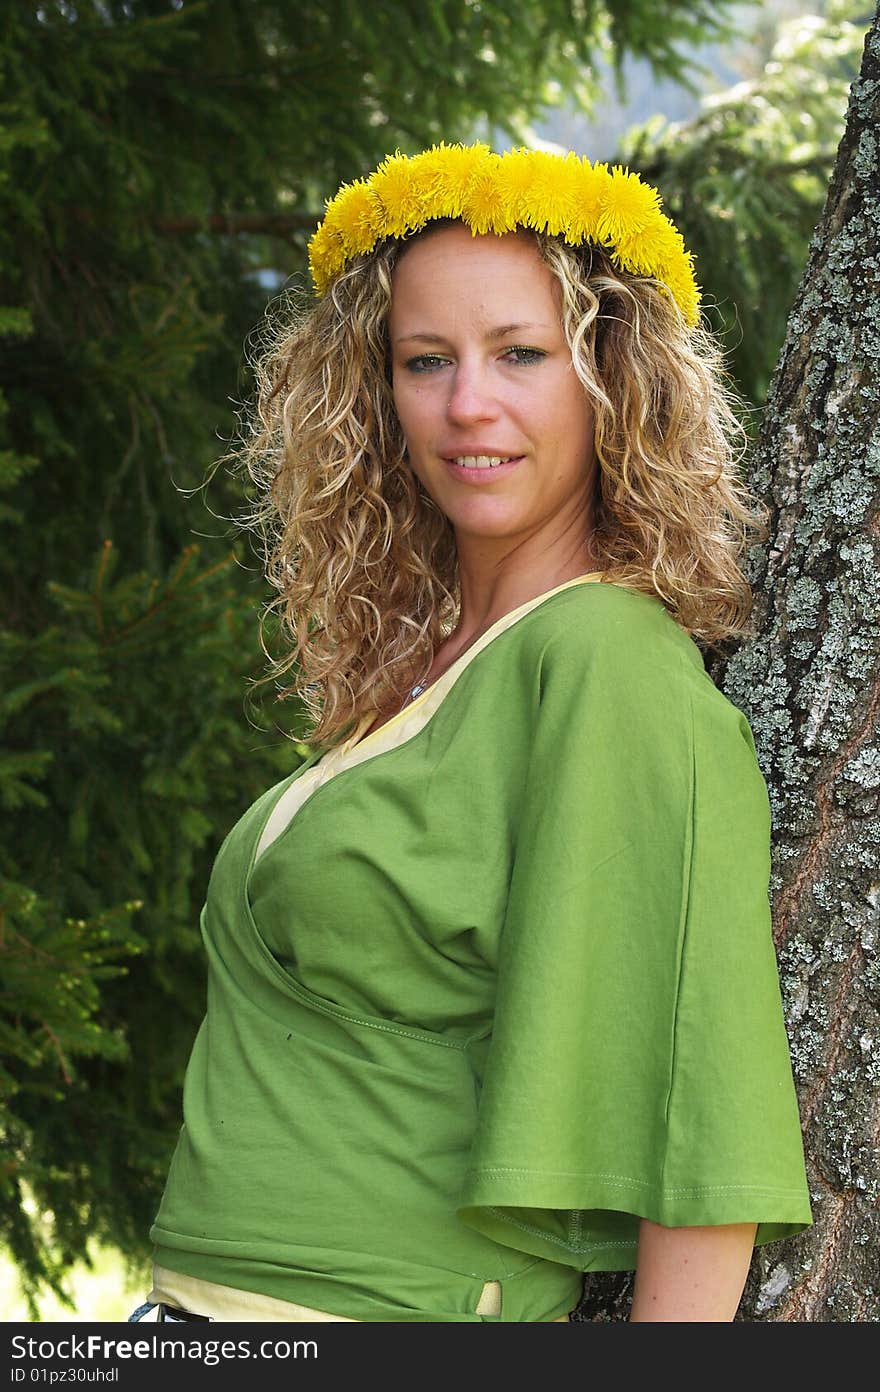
446, 362, 499, 423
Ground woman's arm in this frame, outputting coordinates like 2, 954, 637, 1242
629, 1219, 758, 1321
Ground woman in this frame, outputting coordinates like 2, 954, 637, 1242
132, 143, 812, 1324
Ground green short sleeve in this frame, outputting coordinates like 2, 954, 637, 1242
457, 617, 813, 1272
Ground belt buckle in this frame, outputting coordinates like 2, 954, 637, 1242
157, 1302, 212, 1323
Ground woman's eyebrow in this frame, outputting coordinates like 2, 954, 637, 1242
395, 322, 552, 345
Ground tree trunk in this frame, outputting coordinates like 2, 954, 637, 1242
726, 4, 880, 1324
575, 4, 880, 1324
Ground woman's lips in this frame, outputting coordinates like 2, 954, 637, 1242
443, 456, 523, 483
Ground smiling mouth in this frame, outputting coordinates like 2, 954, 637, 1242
445, 454, 522, 470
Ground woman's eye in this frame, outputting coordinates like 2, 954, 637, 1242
504, 345, 546, 365
404, 355, 449, 373
402, 347, 545, 373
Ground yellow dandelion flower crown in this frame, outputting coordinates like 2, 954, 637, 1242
308, 141, 701, 327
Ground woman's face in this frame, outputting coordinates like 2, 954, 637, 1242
388, 222, 596, 557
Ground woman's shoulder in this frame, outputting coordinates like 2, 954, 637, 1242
523, 579, 758, 749
524, 578, 707, 684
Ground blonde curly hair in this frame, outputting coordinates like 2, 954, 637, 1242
232, 225, 768, 750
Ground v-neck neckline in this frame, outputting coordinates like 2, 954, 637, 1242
252, 572, 607, 865
344, 571, 606, 753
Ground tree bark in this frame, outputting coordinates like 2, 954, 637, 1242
724, 4, 880, 1324
575, 4, 880, 1324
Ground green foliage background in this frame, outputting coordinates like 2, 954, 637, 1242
0, 0, 867, 1314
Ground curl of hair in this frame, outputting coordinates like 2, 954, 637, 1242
229, 225, 768, 751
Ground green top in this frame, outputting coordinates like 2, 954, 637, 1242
150, 578, 812, 1321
